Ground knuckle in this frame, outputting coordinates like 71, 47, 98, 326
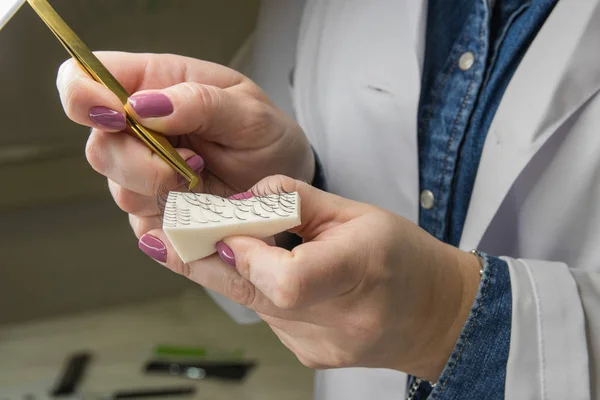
128, 215, 161, 240
85, 132, 111, 174
226, 277, 256, 307
128, 214, 142, 238
272, 270, 303, 310
182, 82, 220, 115
129, 215, 152, 240
111, 184, 141, 215
60, 76, 86, 120
240, 100, 272, 135
180, 81, 207, 100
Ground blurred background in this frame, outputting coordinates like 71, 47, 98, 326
0, 1, 311, 398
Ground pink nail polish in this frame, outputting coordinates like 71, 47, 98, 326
139, 234, 168, 263
89, 106, 126, 130
128, 93, 174, 118
186, 155, 205, 172
228, 191, 254, 200
216, 241, 236, 267
177, 155, 205, 185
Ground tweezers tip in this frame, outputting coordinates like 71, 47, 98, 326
188, 176, 200, 191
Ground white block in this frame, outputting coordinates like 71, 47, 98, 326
163, 191, 301, 263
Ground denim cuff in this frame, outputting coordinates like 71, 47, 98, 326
409, 255, 512, 399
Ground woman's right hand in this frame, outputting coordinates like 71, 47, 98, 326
56, 51, 315, 239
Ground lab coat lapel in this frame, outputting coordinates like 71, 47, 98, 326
460, 0, 600, 251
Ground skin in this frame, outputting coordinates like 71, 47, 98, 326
56, 51, 481, 381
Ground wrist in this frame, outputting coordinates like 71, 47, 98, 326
446, 248, 482, 361
408, 244, 482, 381
436, 247, 481, 379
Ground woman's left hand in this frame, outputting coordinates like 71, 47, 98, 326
140, 175, 481, 381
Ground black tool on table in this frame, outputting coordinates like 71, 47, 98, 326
144, 360, 257, 382
50, 352, 92, 397
110, 386, 196, 399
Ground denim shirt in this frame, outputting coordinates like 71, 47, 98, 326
410, 0, 557, 398
310, 0, 557, 398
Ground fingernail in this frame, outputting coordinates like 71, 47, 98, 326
186, 154, 205, 172
139, 234, 168, 263
89, 106, 126, 130
128, 93, 174, 118
228, 191, 254, 200
177, 155, 205, 185
216, 241, 236, 267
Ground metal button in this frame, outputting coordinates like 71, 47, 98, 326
458, 52, 475, 71
420, 190, 435, 209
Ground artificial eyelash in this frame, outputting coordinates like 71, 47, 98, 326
156, 173, 296, 226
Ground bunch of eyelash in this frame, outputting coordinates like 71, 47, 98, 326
163, 191, 298, 228
155, 176, 296, 226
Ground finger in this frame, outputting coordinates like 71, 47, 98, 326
220, 175, 367, 310
137, 229, 281, 315
248, 174, 366, 240
85, 129, 204, 196
109, 179, 162, 217
224, 237, 361, 311
129, 214, 162, 240
124, 176, 255, 247
108, 165, 241, 218
57, 52, 245, 131
126, 83, 272, 147
57, 60, 127, 132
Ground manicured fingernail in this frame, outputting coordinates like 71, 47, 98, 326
89, 106, 126, 130
216, 241, 236, 267
139, 234, 167, 263
186, 154, 205, 172
128, 93, 174, 118
228, 191, 254, 200
177, 155, 205, 185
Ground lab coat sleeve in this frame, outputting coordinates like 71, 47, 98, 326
501, 258, 594, 400
426, 254, 596, 400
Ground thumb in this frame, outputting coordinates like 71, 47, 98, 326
219, 175, 366, 309
126, 82, 265, 143
246, 174, 367, 241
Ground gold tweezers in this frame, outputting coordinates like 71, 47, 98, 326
26, 0, 200, 190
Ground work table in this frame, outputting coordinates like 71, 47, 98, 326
0, 291, 313, 399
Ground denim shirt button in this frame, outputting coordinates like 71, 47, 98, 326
459, 51, 475, 70
420, 190, 435, 209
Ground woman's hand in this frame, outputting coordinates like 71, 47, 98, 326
56, 52, 315, 236
140, 174, 482, 381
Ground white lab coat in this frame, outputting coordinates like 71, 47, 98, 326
220, 0, 600, 398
